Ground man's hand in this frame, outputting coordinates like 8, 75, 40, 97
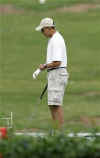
39, 64, 47, 70
33, 68, 41, 79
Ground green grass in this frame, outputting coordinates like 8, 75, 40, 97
0, 0, 100, 132
0, 0, 100, 11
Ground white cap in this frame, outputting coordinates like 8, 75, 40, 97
35, 18, 55, 31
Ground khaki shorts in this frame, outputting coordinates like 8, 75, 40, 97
47, 68, 69, 106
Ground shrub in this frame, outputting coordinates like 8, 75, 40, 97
0, 134, 100, 158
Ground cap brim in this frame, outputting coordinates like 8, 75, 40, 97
35, 25, 43, 31
35, 24, 55, 31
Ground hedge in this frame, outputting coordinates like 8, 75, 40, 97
0, 134, 100, 158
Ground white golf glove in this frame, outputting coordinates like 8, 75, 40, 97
33, 68, 41, 79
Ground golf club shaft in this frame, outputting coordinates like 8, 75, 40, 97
40, 83, 48, 100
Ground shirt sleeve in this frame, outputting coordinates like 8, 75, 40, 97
52, 40, 63, 62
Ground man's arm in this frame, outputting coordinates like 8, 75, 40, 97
39, 61, 61, 71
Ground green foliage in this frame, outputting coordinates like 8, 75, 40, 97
0, 134, 100, 158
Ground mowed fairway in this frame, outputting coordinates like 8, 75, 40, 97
0, 0, 100, 131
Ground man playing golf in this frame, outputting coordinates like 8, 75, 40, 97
35, 18, 68, 128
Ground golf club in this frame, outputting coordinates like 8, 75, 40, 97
29, 83, 48, 120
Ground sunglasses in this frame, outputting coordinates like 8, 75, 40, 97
41, 27, 50, 33
41, 28, 44, 33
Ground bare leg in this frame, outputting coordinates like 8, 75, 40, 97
49, 105, 64, 128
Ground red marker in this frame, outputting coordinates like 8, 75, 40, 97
0, 127, 8, 139
0, 153, 3, 158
